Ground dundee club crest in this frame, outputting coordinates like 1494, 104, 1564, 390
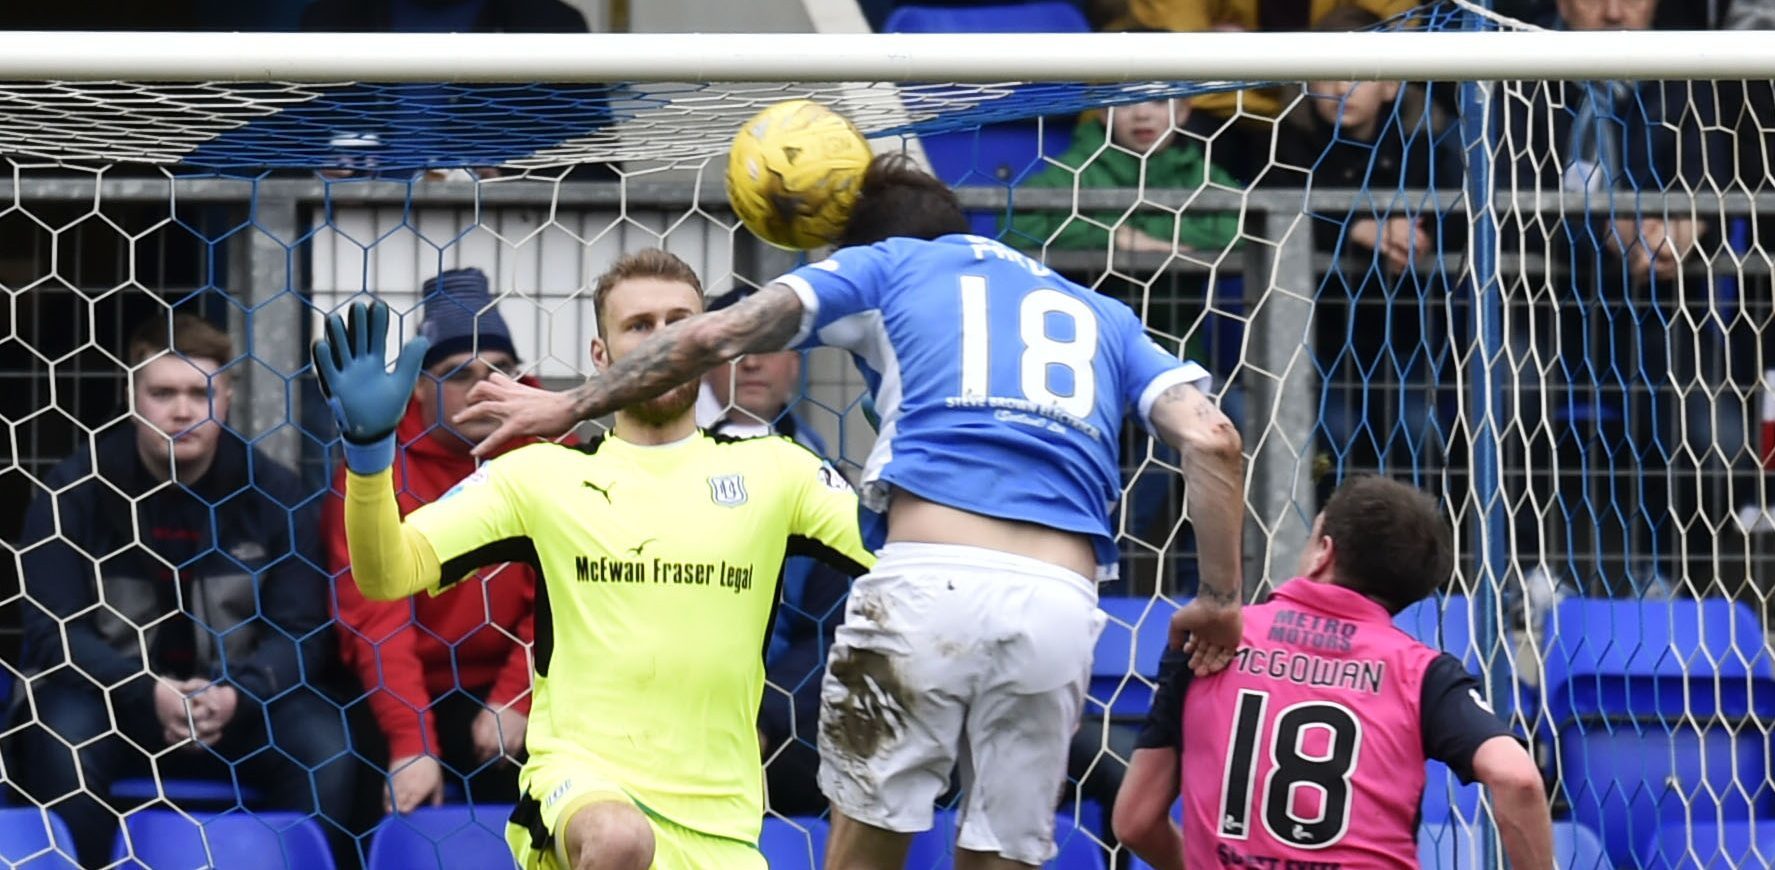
708, 474, 748, 507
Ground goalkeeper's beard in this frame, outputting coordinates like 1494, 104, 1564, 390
625, 379, 701, 428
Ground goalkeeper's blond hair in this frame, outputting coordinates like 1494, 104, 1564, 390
591, 248, 705, 338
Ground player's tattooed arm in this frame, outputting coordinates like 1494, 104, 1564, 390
460, 283, 804, 457
1149, 380, 1247, 673
563, 282, 802, 423
1150, 381, 1244, 606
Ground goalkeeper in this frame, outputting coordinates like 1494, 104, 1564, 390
316, 249, 873, 870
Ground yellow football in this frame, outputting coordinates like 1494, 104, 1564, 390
726, 99, 872, 251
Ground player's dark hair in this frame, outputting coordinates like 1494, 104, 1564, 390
1318, 475, 1451, 614
836, 153, 971, 248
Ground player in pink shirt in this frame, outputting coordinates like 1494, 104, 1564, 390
1114, 476, 1552, 869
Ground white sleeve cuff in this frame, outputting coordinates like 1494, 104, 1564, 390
1136, 362, 1212, 430
775, 274, 820, 350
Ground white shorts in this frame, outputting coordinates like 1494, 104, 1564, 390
816, 542, 1106, 865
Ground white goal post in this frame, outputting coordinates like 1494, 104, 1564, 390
0, 29, 1765, 82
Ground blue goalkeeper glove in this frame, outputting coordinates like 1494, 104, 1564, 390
311, 300, 430, 475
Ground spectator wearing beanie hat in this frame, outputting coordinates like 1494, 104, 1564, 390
417, 269, 518, 375
323, 267, 569, 814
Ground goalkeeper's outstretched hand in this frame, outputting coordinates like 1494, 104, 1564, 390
312, 299, 430, 475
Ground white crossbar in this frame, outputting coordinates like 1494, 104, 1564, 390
0, 30, 1766, 83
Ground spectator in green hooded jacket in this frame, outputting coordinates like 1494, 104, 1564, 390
1006, 96, 1242, 254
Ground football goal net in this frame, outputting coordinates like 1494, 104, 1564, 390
1, 1, 1774, 868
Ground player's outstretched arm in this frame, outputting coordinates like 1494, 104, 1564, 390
313, 300, 444, 601
460, 282, 805, 457
1113, 747, 1185, 870
1119, 648, 1190, 869
1472, 736, 1553, 869
1147, 381, 1245, 671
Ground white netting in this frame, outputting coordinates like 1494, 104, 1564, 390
0, 79, 1257, 172
2, 4, 1775, 869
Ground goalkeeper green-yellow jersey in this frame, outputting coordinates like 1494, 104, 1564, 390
404, 430, 872, 844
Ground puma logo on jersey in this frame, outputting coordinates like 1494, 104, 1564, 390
1223, 815, 1243, 834
582, 480, 613, 503
1292, 824, 1314, 842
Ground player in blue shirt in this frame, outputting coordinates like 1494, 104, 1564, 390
461, 155, 1246, 869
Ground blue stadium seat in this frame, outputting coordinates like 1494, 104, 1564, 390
1392, 594, 1537, 719
1090, 597, 1182, 720
1056, 801, 1101, 848
1416, 818, 1480, 867
366, 804, 513, 870
1552, 820, 1611, 869
883, 2, 1086, 236
111, 810, 333, 870
1393, 595, 1476, 663
1640, 818, 1775, 869
1418, 760, 1478, 826
1049, 813, 1107, 869
758, 816, 828, 870
110, 778, 261, 805
902, 810, 1107, 868
0, 807, 80, 869
1558, 720, 1769, 868
1418, 820, 1606, 868
904, 810, 958, 870
922, 123, 1075, 188
1393, 595, 1534, 826
883, 1, 1088, 33
1539, 599, 1775, 863
1542, 597, 1775, 721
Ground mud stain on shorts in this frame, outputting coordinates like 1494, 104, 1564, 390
850, 589, 889, 626
825, 647, 909, 761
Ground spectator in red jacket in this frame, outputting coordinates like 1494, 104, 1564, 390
324, 268, 561, 814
